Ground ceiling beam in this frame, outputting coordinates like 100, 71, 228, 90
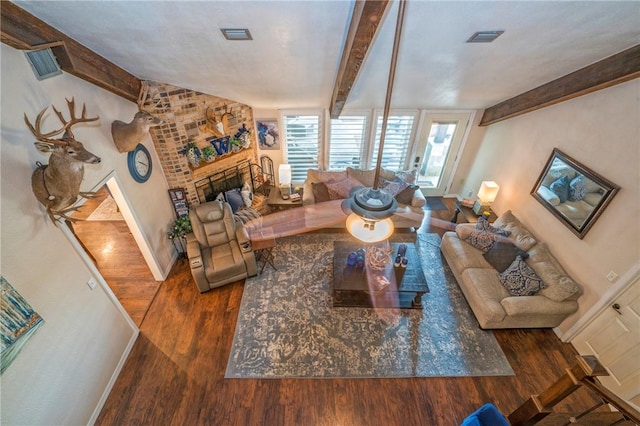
480, 44, 640, 126
1, 2, 141, 103
330, 0, 391, 119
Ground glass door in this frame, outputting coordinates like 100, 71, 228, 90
414, 112, 472, 197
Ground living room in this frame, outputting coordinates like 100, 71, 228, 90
1, 1, 639, 425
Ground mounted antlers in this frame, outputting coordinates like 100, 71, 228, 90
110, 81, 164, 153
24, 98, 101, 224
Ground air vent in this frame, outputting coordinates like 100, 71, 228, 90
220, 28, 253, 41
466, 31, 504, 43
24, 48, 62, 80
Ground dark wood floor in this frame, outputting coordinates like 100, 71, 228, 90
95, 199, 603, 425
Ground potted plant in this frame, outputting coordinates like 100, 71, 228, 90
183, 142, 201, 168
168, 214, 193, 240
202, 145, 216, 162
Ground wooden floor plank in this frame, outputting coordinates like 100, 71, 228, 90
96, 198, 604, 425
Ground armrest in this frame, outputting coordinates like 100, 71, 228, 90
500, 295, 578, 316
185, 233, 203, 267
235, 225, 252, 253
410, 188, 426, 208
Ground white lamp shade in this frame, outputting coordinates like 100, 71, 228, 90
477, 181, 500, 204
346, 214, 394, 243
278, 164, 292, 186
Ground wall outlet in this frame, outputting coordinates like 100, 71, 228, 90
467, 190, 473, 197
87, 277, 98, 290
606, 270, 619, 283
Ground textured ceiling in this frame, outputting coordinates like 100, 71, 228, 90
13, 0, 640, 110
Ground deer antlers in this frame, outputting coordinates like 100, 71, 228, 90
24, 97, 99, 144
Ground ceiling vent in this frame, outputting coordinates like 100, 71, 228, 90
466, 31, 504, 43
220, 28, 253, 41
24, 48, 62, 80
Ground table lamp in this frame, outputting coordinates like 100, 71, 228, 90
278, 164, 292, 199
473, 181, 499, 214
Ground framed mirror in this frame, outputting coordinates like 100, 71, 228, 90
531, 148, 620, 239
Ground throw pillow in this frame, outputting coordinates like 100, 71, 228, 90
483, 241, 529, 273
499, 255, 545, 296
312, 181, 331, 203
466, 231, 498, 252
225, 188, 245, 213
550, 175, 570, 203
325, 176, 364, 200
395, 184, 419, 205
241, 181, 254, 207
475, 216, 511, 237
380, 177, 410, 196
569, 175, 586, 201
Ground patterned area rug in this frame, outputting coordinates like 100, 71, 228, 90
226, 233, 513, 378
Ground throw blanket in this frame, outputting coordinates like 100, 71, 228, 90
234, 207, 262, 224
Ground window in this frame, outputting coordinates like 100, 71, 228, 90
282, 113, 321, 182
371, 113, 415, 171
328, 114, 369, 170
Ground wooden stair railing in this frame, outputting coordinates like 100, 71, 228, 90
509, 355, 640, 426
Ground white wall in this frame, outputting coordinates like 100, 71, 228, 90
460, 79, 640, 334
0, 44, 175, 424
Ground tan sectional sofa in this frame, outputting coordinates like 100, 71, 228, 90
302, 167, 426, 229
440, 210, 582, 329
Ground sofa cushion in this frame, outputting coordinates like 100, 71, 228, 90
499, 255, 545, 296
441, 231, 489, 271
527, 243, 581, 302
460, 268, 509, 323
346, 167, 377, 187
493, 210, 538, 251
483, 241, 529, 273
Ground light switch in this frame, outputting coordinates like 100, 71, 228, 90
87, 277, 98, 290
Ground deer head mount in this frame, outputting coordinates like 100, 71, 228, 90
24, 98, 101, 225
110, 81, 164, 153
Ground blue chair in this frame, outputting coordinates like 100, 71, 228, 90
461, 403, 510, 426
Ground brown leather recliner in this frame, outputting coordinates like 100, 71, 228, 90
186, 201, 257, 292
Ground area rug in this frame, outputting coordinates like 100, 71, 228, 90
424, 197, 448, 211
226, 233, 513, 378
87, 196, 124, 221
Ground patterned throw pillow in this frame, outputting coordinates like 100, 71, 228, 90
466, 231, 498, 252
499, 255, 545, 296
325, 176, 364, 199
569, 175, 586, 201
550, 175, 570, 203
475, 216, 510, 237
380, 177, 410, 196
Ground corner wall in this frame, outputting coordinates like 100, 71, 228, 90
0, 44, 174, 424
462, 79, 640, 334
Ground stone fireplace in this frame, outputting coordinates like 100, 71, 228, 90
141, 82, 259, 207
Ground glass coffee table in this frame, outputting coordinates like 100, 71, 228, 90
332, 241, 429, 309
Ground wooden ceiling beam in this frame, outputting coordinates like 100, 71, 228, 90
330, 0, 390, 119
1, 2, 141, 103
480, 44, 640, 126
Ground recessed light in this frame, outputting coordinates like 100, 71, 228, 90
466, 31, 504, 43
220, 28, 253, 41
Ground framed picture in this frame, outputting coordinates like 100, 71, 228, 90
255, 119, 280, 150
531, 148, 620, 239
168, 188, 189, 217
1, 276, 44, 374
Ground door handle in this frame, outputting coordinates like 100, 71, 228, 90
612, 303, 622, 315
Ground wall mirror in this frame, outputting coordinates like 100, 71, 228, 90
531, 148, 620, 239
